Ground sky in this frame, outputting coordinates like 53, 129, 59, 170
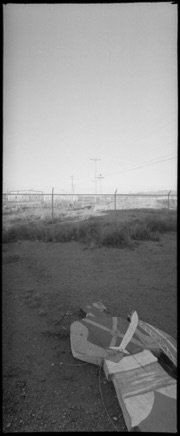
3, 3, 177, 194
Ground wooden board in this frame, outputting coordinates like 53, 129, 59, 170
103, 350, 177, 432
70, 302, 177, 432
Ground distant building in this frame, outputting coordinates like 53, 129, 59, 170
7, 190, 44, 202
77, 195, 95, 203
52, 194, 78, 202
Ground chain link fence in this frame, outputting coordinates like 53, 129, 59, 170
3, 191, 177, 227
3, 191, 177, 208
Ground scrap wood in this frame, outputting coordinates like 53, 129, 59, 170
70, 301, 177, 432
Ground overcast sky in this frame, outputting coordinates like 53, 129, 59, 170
3, 3, 177, 194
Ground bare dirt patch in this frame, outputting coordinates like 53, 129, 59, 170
3, 233, 177, 432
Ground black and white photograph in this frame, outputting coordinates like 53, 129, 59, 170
3, 3, 177, 432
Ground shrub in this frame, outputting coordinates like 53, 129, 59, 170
2, 229, 10, 243
130, 222, 160, 241
76, 221, 101, 244
2, 208, 176, 247
145, 214, 177, 233
31, 223, 50, 241
2, 223, 49, 242
129, 221, 149, 240
2, 224, 33, 242
100, 225, 129, 247
53, 223, 78, 242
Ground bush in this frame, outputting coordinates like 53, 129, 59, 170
2, 223, 49, 243
77, 221, 101, 244
2, 229, 10, 243
2, 224, 33, 242
127, 220, 159, 241
2, 208, 176, 247
129, 221, 149, 240
100, 225, 129, 247
53, 223, 78, 242
145, 214, 177, 233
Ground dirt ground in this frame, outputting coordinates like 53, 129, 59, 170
2, 233, 177, 432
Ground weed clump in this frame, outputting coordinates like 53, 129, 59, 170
145, 214, 177, 233
2, 208, 176, 247
100, 224, 129, 247
77, 220, 101, 244
2, 224, 33, 242
53, 223, 78, 242
128, 220, 160, 241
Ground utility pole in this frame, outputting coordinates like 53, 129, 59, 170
90, 158, 101, 195
52, 187, 54, 224
114, 189, 117, 211
168, 189, 171, 210
97, 174, 104, 194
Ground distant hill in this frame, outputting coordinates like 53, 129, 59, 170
133, 190, 177, 196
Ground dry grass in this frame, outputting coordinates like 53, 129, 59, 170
2, 208, 177, 248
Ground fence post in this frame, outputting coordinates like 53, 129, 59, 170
168, 190, 171, 210
114, 189, 117, 210
52, 187, 54, 225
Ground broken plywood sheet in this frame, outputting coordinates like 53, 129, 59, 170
70, 312, 142, 366
70, 302, 177, 432
104, 351, 176, 432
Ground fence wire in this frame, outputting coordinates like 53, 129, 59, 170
3, 191, 177, 215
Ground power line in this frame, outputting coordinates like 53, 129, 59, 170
104, 152, 175, 177
104, 154, 177, 178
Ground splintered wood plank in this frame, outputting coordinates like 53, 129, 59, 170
103, 351, 177, 432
